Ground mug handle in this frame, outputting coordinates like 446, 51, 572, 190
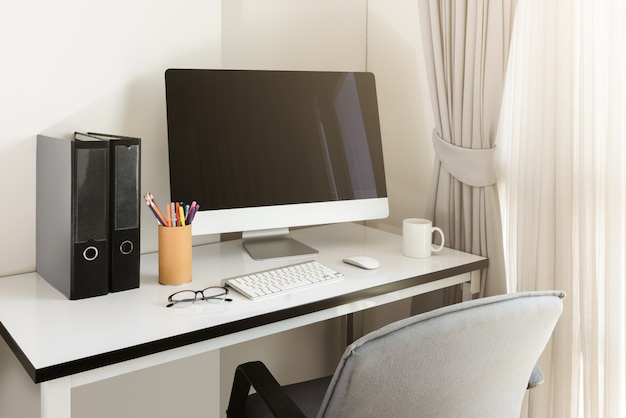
431, 227, 445, 253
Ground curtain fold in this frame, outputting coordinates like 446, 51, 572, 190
416, 0, 516, 297
499, 0, 626, 416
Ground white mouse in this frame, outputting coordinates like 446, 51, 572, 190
342, 255, 380, 270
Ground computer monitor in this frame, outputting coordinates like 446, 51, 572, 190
165, 69, 388, 260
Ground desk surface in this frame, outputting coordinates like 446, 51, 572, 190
0, 223, 486, 384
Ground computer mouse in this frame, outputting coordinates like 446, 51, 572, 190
342, 255, 380, 270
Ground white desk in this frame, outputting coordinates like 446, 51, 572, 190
0, 223, 486, 417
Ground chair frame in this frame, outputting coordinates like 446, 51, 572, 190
227, 361, 306, 418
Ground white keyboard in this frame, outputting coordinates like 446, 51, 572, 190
222, 260, 344, 300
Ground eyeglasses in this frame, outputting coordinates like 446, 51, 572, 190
166, 286, 232, 308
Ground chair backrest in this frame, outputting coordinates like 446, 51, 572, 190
317, 290, 565, 418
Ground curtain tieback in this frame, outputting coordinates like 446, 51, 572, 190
432, 130, 497, 187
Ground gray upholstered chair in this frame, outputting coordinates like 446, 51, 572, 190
226, 290, 565, 418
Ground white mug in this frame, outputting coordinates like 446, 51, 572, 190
402, 218, 445, 258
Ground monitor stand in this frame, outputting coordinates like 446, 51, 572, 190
242, 228, 318, 260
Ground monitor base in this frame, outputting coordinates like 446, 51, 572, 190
242, 230, 318, 260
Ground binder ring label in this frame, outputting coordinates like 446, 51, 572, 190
83, 246, 99, 261
120, 240, 134, 255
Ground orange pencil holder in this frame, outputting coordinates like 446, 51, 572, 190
158, 225, 192, 285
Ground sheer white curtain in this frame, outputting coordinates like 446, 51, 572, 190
498, 0, 626, 416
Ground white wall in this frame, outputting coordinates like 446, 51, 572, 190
222, 0, 367, 71
0, 1, 434, 417
0, 0, 222, 278
367, 0, 434, 234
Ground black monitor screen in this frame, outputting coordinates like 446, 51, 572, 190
165, 69, 387, 212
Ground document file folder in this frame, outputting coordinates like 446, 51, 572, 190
75, 132, 141, 292
36, 135, 109, 299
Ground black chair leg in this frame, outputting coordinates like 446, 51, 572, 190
226, 361, 306, 418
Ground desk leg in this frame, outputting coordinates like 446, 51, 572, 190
346, 311, 365, 345
41, 377, 71, 418
462, 270, 481, 301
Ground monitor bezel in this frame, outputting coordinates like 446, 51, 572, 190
165, 69, 389, 259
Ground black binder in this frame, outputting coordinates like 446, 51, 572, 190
36, 135, 110, 299
75, 132, 141, 292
